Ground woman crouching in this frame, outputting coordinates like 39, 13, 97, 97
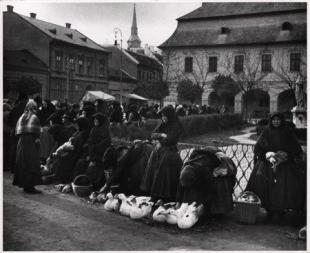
140, 105, 183, 203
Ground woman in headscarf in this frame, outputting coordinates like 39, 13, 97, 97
13, 100, 42, 193
73, 113, 111, 190
176, 146, 237, 216
246, 112, 305, 222
110, 101, 123, 125
54, 117, 91, 184
140, 105, 183, 202
37, 99, 55, 126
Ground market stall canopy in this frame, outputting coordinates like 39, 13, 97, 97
81, 91, 115, 102
120, 93, 149, 101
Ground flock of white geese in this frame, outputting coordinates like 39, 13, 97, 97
89, 192, 204, 229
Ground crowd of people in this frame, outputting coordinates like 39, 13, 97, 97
3, 93, 306, 226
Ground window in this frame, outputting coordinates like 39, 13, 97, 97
234, 55, 244, 73
262, 54, 272, 72
184, 57, 193, 73
78, 56, 84, 74
221, 27, 230, 34
99, 59, 105, 76
86, 57, 93, 75
209, 56, 217, 72
282, 22, 292, 31
290, 53, 301, 71
69, 55, 75, 71
55, 51, 63, 71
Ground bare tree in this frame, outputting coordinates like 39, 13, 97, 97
273, 55, 307, 108
222, 49, 269, 118
162, 49, 212, 104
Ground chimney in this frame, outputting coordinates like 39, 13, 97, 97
30, 13, 36, 18
7, 5, 14, 12
65, 23, 71, 29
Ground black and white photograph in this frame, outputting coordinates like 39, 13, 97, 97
1, 1, 307, 251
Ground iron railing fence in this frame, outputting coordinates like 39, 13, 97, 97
112, 138, 255, 200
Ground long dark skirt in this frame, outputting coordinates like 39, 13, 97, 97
140, 145, 182, 201
246, 159, 305, 211
13, 134, 42, 188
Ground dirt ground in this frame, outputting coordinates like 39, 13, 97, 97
3, 172, 306, 251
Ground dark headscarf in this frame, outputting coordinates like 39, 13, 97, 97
93, 112, 109, 127
268, 112, 286, 129
159, 105, 177, 122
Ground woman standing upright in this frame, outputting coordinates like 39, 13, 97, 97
13, 100, 42, 193
246, 112, 305, 221
140, 105, 183, 202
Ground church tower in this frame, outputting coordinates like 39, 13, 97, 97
127, 3, 141, 50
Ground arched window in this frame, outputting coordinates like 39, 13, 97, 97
221, 27, 230, 34
282, 22, 292, 31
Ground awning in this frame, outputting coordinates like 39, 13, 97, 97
120, 93, 149, 101
81, 90, 115, 102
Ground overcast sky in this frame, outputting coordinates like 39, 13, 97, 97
1, 1, 201, 49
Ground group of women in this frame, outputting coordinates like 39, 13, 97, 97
12, 99, 306, 223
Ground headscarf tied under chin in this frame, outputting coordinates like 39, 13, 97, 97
268, 112, 286, 129
15, 99, 41, 136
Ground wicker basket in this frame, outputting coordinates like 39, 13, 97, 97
72, 175, 92, 198
72, 183, 92, 197
234, 200, 261, 224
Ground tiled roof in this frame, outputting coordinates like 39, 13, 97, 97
126, 50, 163, 70
4, 49, 48, 70
159, 23, 306, 48
108, 68, 137, 83
103, 45, 139, 64
178, 2, 306, 21
15, 13, 108, 52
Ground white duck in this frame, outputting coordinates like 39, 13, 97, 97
177, 202, 204, 229
103, 192, 115, 211
97, 193, 107, 203
110, 194, 121, 212
152, 201, 176, 223
130, 200, 154, 220
118, 193, 134, 216
163, 203, 179, 225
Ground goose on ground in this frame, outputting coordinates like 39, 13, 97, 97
104, 192, 115, 211
177, 202, 204, 229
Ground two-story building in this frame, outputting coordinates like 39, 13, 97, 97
159, 2, 306, 117
104, 44, 163, 103
3, 5, 109, 103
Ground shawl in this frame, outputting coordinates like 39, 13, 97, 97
255, 112, 302, 159
15, 100, 41, 137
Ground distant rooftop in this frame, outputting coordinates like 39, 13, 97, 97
159, 22, 306, 48
178, 2, 306, 21
4, 7, 108, 52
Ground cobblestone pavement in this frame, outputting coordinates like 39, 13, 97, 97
3, 172, 306, 251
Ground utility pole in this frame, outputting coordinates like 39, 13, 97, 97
114, 27, 123, 105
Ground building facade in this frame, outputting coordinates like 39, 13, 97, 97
3, 5, 109, 103
4, 49, 49, 101
159, 2, 306, 117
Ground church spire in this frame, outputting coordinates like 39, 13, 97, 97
127, 3, 141, 50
